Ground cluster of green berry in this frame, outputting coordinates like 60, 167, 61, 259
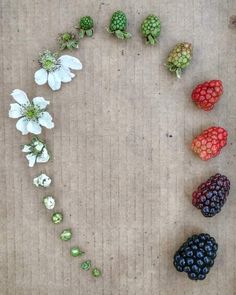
57, 16, 94, 51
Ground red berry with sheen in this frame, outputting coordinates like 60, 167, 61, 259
192, 80, 223, 111
192, 127, 228, 161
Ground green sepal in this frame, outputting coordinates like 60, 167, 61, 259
123, 31, 132, 39
147, 35, 156, 45
152, 28, 159, 37
79, 30, 85, 39
176, 68, 182, 79
115, 30, 125, 39
86, 29, 93, 37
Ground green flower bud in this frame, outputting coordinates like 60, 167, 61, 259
60, 229, 72, 241
51, 212, 63, 224
43, 196, 55, 210
70, 247, 85, 257
81, 260, 91, 271
92, 268, 102, 278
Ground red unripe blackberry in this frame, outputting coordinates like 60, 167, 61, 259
192, 80, 223, 111
191, 126, 228, 161
192, 174, 230, 217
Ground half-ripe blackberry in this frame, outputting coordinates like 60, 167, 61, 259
173, 233, 218, 280
192, 174, 230, 217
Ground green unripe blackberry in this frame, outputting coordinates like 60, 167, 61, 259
108, 11, 132, 40
166, 42, 193, 78
77, 16, 94, 38
141, 15, 161, 45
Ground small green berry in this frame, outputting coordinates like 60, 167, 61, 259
141, 15, 161, 45
76, 16, 94, 38
60, 229, 72, 241
92, 268, 102, 278
108, 11, 132, 40
51, 212, 63, 224
70, 247, 85, 257
81, 260, 91, 271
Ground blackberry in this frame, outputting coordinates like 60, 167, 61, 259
141, 15, 161, 45
77, 16, 94, 38
192, 174, 230, 217
173, 233, 218, 280
108, 11, 132, 40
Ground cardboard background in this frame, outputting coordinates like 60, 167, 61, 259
1, 0, 236, 294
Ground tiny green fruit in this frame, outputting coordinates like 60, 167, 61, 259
108, 11, 132, 40
92, 268, 102, 278
81, 260, 91, 271
60, 229, 72, 241
70, 247, 85, 257
141, 15, 161, 45
76, 16, 94, 38
51, 212, 63, 224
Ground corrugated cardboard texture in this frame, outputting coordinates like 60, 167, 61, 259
1, 0, 236, 294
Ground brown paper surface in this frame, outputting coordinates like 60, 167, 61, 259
1, 0, 236, 294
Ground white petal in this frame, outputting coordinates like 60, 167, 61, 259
57, 66, 72, 83
16, 117, 29, 135
48, 71, 61, 91
33, 173, 52, 188
9, 103, 23, 118
34, 68, 48, 85
32, 96, 50, 109
22, 144, 31, 153
37, 148, 50, 163
26, 153, 37, 167
11, 89, 30, 105
70, 72, 75, 78
38, 112, 54, 129
27, 121, 42, 135
59, 55, 82, 70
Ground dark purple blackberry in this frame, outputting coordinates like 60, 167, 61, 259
192, 174, 230, 217
173, 233, 218, 281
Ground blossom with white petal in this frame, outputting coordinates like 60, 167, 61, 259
22, 137, 50, 167
9, 89, 54, 135
33, 173, 52, 188
34, 50, 82, 91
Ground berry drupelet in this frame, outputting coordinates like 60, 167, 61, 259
173, 233, 218, 280
192, 174, 230, 217
192, 126, 228, 161
192, 80, 223, 111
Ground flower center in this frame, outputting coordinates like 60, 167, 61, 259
24, 104, 41, 120
39, 50, 60, 72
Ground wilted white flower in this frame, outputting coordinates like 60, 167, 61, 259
34, 50, 82, 91
33, 173, 52, 188
43, 196, 55, 210
9, 89, 54, 135
22, 137, 50, 167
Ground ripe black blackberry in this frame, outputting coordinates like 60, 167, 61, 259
173, 233, 218, 280
192, 173, 230, 217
